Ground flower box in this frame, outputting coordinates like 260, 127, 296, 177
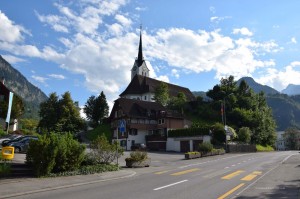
185, 152, 201, 159
125, 158, 151, 168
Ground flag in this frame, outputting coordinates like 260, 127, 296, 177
5, 92, 14, 123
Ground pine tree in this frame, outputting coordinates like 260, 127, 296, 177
84, 91, 109, 127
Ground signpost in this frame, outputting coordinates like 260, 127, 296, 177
116, 119, 126, 167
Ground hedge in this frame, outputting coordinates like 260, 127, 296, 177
168, 126, 210, 137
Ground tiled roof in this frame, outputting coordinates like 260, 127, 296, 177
120, 75, 196, 101
110, 98, 183, 119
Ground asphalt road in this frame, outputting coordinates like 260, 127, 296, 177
6, 151, 299, 199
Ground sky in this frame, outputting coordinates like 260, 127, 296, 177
1, 0, 300, 112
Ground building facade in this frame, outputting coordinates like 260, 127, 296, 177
110, 29, 210, 152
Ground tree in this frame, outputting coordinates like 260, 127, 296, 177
39, 92, 84, 134
154, 82, 169, 106
20, 118, 39, 134
84, 91, 109, 127
55, 92, 85, 133
39, 93, 59, 132
237, 127, 251, 144
284, 128, 300, 150
168, 92, 187, 114
0, 94, 24, 121
211, 123, 226, 145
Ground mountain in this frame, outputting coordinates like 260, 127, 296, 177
237, 77, 279, 95
282, 84, 300, 95
0, 55, 48, 119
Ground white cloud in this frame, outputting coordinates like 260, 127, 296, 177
144, 28, 279, 81
233, 27, 253, 37
291, 37, 297, 44
1, 54, 26, 64
257, 61, 300, 91
135, 7, 146, 11
210, 16, 231, 23
209, 6, 216, 14
156, 75, 170, 83
0, 11, 30, 43
115, 14, 132, 27
31, 75, 48, 86
171, 69, 180, 78
48, 74, 66, 80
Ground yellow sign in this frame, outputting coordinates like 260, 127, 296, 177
1, 146, 14, 160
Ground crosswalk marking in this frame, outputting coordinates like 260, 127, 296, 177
222, 170, 244, 180
171, 168, 200, 176
241, 171, 262, 181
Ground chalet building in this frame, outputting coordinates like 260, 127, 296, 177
110, 29, 209, 152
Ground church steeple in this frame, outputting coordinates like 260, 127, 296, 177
137, 26, 144, 66
131, 25, 149, 80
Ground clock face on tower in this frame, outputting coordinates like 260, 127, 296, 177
132, 66, 137, 71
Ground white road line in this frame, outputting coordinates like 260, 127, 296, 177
153, 180, 188, 191
179, 154, 249, 169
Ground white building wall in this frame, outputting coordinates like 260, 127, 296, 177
122, 93, 154, 102
166, 138, 181, 152
127, 130, 148, 150
203, 136, 211, 143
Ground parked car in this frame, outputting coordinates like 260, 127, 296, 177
1, 135, 36, 147
131, 143, 147, 151
7, 136, 38, 153
0, 134, 23, 145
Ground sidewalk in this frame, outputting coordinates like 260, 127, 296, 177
0, 169, 136, 199
236, 153, 300, 199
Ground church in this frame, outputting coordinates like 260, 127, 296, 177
110, 30, 210, 152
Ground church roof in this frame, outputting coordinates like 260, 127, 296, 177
120, 75, 196, 101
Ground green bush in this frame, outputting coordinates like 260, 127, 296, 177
256, 145, 274, 152
26, 133, 86, 177
125, 151, 148, 163
26, 134, 58, 176
89, 134, 124, 164
237, 127, 251, 144
211, 123, 226, 145
46, 164, 119, 177
0, 129, 6, 137
168, 126, 210, 137
0, 162, 11, 176
198, 142, 213, 153
185, 151, 200, 155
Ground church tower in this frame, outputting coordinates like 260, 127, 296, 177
131, 27, 149, 80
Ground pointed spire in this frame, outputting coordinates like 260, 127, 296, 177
137, 24, 144, 66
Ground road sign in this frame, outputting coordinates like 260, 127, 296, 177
119, 119, 126, 133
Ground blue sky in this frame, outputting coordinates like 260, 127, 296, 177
1, 0, 300, 111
